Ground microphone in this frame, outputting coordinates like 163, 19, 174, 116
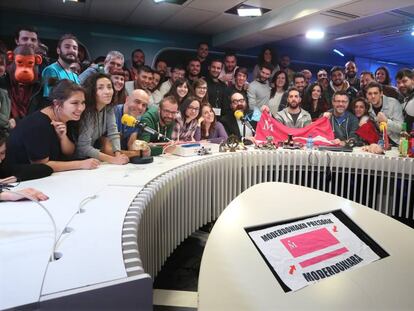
234, 110, 256, 135
121, 114, 171, 142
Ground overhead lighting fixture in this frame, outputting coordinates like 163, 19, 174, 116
305, 30, 325, 39
333, 49, 345, 57
62, 0, 85, 3
237, 7, 262, 17
153, 0, 165, 3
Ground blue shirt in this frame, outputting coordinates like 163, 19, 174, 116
42, 62, 80, 97
114, 104, 143, 149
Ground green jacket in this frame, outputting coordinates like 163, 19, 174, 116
0, 88, 11, 129
139, 106, 175, 156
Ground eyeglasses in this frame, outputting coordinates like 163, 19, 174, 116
187, 106, 200, 112
162, 109, 178, 116
232, 98, 245, 104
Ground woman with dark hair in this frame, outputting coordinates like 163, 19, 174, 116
195, 103, 228, 143
76, 73, 129, 164
110, 68, 127, 104
374, 66, 401, 100
351, 97, 379, 145
268, 70, 289, 115
6, 79, 100, 171
375, 66, 391, 86
302, 82, 329, 120
166, 78, 193, 106
172, 96, 201, 141
252, 47, 279, 81
193, 78, 209, 105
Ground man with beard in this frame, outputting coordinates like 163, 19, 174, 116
324, 90, 359, 145
317, 69, 329, 91
278, 72, 306, 111
186, 58, 202, 85
366, 81, 404, 145
275, 87, 311, 128
221, 92, 256, 141
219, 52, 238, 86
324, 66, 357, 106
279, 55, 295, 83
149, 70, 163, 106
205, 59, 227, 117
42, 34, 80, 98
129, 48, 145, 81
396, 69, 414, 131
247, 63, 271, 112
154, 59, 168, 83
301, 69, 312, 88
345, 61, 360, 91
139, 95, 179, 155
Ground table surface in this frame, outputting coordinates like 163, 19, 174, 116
198, 182, 414, 311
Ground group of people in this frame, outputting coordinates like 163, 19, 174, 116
0, 25, 413, 201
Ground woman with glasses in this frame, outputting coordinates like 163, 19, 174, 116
193, 78, 209, 105
172, 96, 201, 141
195, 103, 228, 143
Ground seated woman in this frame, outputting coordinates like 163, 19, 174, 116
172, 96, 201, 142
165, 78, 193, 107
76, 73, 129, 164
302, 82, 329, 120
6, 79, 100, 172
195, 103, 228, 144
0, 130, 49, 201
351, 97, 380, 145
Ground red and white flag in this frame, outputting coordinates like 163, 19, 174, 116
255, 111, 336, 146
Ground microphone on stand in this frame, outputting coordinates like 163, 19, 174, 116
121, 114, 171, 142
234, 110, 256, 135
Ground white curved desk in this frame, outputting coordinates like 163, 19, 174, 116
198, 183, 414, 311
1, 148, 413, 310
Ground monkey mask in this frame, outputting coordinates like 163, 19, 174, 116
7, 46, 42, 84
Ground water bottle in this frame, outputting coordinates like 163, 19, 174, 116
377, 139, 384, 149
306, 135, 314, 150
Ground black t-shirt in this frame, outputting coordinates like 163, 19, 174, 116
6, 111, 62, 165
373, 105, 382, 115
289, 111, 300, 126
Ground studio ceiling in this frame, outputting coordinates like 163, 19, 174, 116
1, 0, 413, 64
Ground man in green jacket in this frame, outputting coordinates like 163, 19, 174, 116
139, 95, 178, 155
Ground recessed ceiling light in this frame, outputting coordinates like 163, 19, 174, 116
237, 7, 262, 17
333, 49, 345, 57
154, 0, 165, 3
306, 30, 325, 39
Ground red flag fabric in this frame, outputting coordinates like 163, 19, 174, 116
255, 111, 336, 146
355, 121, 379, 144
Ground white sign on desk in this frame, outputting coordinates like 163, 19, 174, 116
247, 212, 383, 292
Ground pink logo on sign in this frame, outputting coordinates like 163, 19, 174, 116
280, 228, 340, 258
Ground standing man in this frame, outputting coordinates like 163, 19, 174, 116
325, 91, 359, 145
324, 66, 357, 105
205, 59, 227, 117
279, 55, 295, 83
247, 63, 271, 112
125, 65, 152, 95
14, 25, 39, 50
186, 58, 202, 85
129, 48, 145, 81
395, 69, 414, 131
219, 52, 238, 86
345, 61, 360, 91
301, 69, 312, 88
79, 51, 124, 83
42, 34, 80, 98
196, 42, 210, 77
275, 87, 311, 128
366, 81, 404, 145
